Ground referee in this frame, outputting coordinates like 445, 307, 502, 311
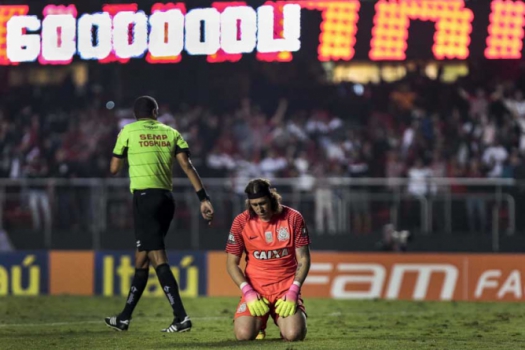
104, 96, 214, 333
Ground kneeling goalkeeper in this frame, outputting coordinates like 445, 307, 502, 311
225, 178, 311, 341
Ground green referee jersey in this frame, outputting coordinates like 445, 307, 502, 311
112, 119, 189, 192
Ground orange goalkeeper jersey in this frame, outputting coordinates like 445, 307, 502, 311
225, 206, 311, 294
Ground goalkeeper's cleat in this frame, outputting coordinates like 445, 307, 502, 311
104, 315, 130, 331
255, 330, 266, 340
162, 316, 192, 333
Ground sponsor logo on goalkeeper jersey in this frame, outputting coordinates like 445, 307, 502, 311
253, 248, 289, 260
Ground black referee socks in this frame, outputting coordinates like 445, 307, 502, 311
121, 268, 149, 320
155, 263, 188, 322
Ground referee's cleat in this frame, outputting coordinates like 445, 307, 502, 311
161, 316, 192, 333
104, 315, 130, 331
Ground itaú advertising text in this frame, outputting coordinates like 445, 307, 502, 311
2, 3, 301, 65
305, 253, 525, 302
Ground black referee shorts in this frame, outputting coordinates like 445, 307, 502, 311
133, 189, 175, 252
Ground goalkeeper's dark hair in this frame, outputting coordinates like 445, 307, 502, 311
244, 178, 282, 216
134, 96, 158, 119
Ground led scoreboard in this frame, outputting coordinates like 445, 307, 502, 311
1, 0, 525, 65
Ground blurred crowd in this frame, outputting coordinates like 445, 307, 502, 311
3, 62, 525, 187
3, 61, 525, 235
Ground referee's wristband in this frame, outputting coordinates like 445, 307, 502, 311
196, 188, 210, 202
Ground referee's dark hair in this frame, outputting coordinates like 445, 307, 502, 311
244, 178, 282, 216
134, 96, 158, 119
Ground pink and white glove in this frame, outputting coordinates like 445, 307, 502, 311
275, 283, 300, 317
241, 283, 269, 317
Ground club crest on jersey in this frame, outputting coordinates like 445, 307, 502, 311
228, 233, 236, 244
237, 303, 247, 313
277, 227, 290, 241
254, 248, 289, 260
265, 231, 273, 243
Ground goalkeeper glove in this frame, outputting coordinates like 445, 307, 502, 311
241, 283, 269, 317
275, 282, 300, 318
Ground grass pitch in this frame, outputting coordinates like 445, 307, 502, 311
1, 296, 524, 349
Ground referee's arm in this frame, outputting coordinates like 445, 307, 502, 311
111, 127, 128, 175
110, 156, 125, 175
175, 152, 206, 193
176, 150, 214, 224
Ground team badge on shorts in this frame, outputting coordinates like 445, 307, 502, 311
237, 303, 247, 313
265, 231, 273, 243
277, 227, 290, 241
